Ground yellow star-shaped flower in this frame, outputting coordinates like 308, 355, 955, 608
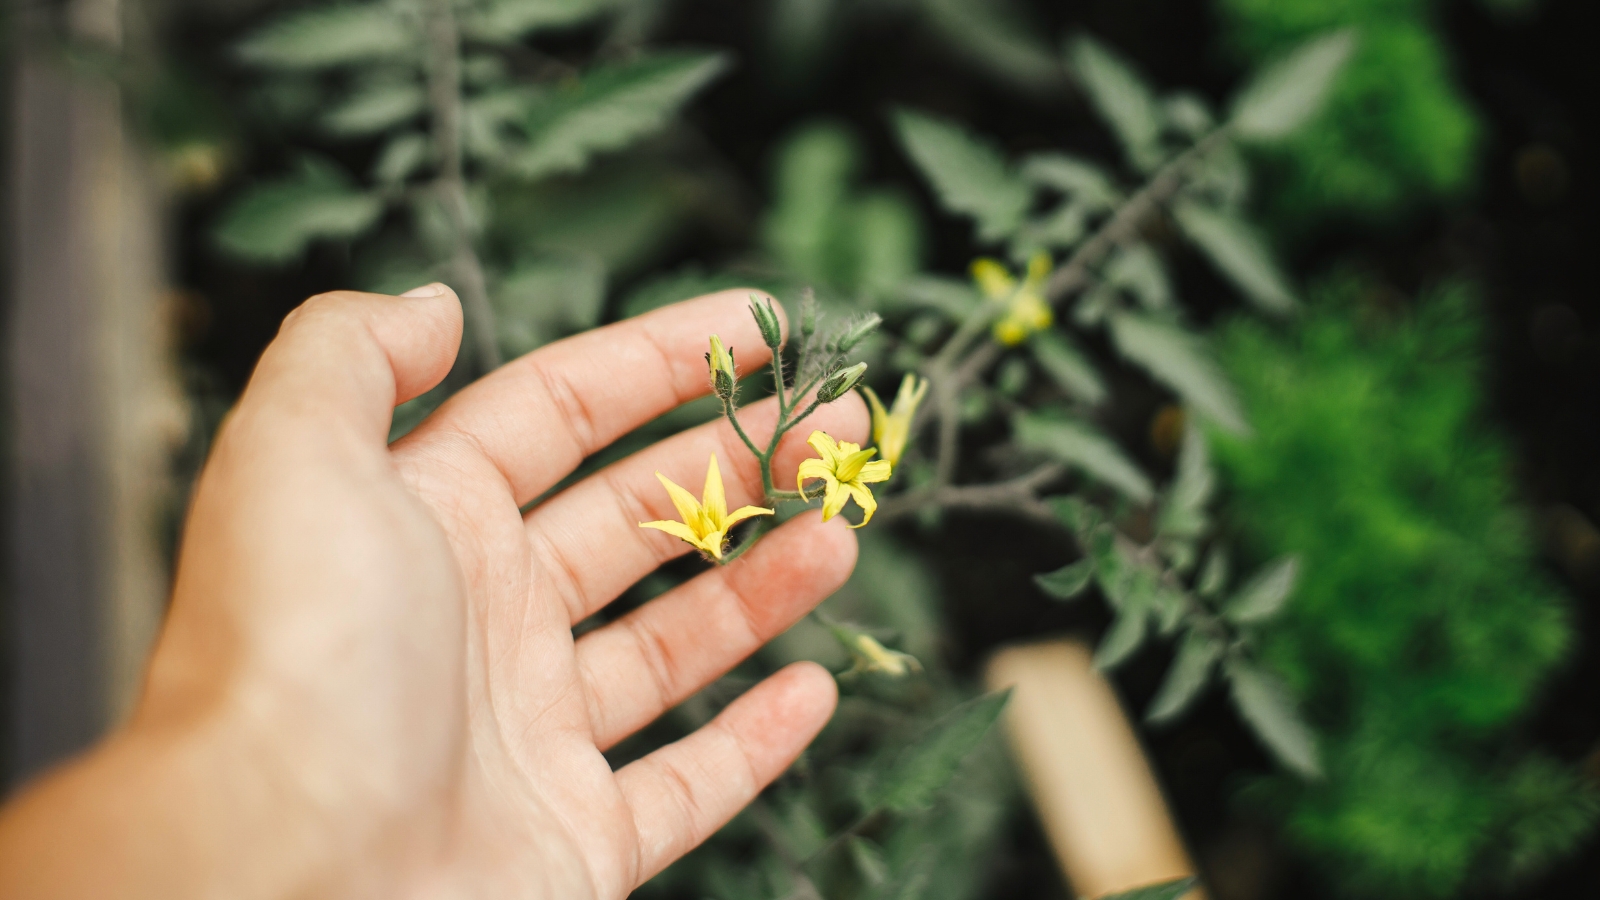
862, 373, 929, 470
797, 431, 892, 528
639, 454, 773, 560
972, 252, 1054, 346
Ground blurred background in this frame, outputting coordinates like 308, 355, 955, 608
2, 0, 1596, 897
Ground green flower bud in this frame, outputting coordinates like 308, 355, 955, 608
816, 362, 868, 403
835, 313, 882, 353
706, 334, 736, 400
748, 296, 783, 348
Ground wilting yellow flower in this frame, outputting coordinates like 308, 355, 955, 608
973, 253, 1054, 346
639, 454, 773, 560
862, 373, 929, 470
797, 431, 892, 528
848, 634, 923, 678
706, 334, 736, 398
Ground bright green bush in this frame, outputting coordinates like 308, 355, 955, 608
1216, 0, 1480, 222
1213, 277, 1595, 896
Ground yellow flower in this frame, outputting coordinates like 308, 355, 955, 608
861, 373, 929, 470
849, 634, 923, 678
706, 334, 736, 399
797, 431, 892, 528
639, 454, 773, 560
973, 253, 1054, 346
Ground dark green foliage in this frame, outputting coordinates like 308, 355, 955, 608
1212, 276, 1595, 896
1216, 0, 1480, 222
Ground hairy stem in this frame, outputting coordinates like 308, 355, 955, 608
425, 0, 502, 373
879, 464, 1063, 524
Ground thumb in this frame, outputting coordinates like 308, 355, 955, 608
237, 285, 464, 442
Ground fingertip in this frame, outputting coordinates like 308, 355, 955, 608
781, 660, 841, 716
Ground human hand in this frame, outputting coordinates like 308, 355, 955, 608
0, 286, 866, 899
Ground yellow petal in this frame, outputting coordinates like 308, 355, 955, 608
892, 373, 929, 418
856, 459, 892, 484
699, 529, 729, 559
835, 447, 879, 483
820, 481, 851, 522
797, 458, 833, 493
863, 385, 890, 447
655, 472, 704, 532
701, 454, 728, 521
971, 258, 1015, 299
1025, 252, 1052, 288
640, 519, 702, 545
806, 430, 840, 465
845, 482, 878, 528
725, 505, 776, 526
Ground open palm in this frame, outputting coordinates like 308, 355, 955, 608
140, 286, 864, 899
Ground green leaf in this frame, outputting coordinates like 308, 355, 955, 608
1159, 423, 1213, 538
1066, 35, 1163, 170
1226, 659, 1321, 778
512, 53, 729, 180
897, 275, 982, 318
1104, 244, 1172, 311
213, 159, 383, 263
462, 0, 615, 42
1229, 30, 1357, 141
494, 255, 607, 357
237, 5, 413, 70
866, 691, 1012, 812
1095, 876, 1198, 900
1035, 558, 1095, 600
1107, 312, 1248, 434
848, 835, 890, 886
1146, 632, 1223, 724
372, 132, 431, 184
921, 0, 1063, 93
1171, 202, 1296, 316
1013, 413, 1155, 504
1032, 330, 1107, 405
1047, 495, 1102, 535
1196, 545, 1228, 598
1021, 152, 1121, 209
1223, 556, 1300, 624
892, 108, 1031, 243
323, 81, 425, 136
1094, 609, 1148, 670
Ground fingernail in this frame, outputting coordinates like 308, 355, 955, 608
401, 282, 447, 298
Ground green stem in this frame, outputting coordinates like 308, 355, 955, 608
718, 517, 775, 566
724, 399, 766, 463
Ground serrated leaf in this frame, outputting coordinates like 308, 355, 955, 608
323, 81, 425, 136
1229, 30, 1357, 141
237, 5, 413, 70
494, 255, 607, 357
1159, 423, 1213, 538
1107, 312, 1247, 434
1197, 545, 1229, 597
1096, 876, 1198, 900
1066, 35, 1163, 170
866, 691, 1011, 812
1094, 609, 1148, 670
1020, 152, 1121, 209
1036, 558, 1095, 600
1146, 632, 1223, 724
1171, 202, 1296, 316
213, 159, 383, 263
372, 132, 431, 184
1031, 331, 1107, 405
1223, 556, 1300, 624
1013, 413, 1154, 504
892, 108, 1031, 243
1227, 659, 1320, 778
512, 53, 729, 180
462, 0, 615, 42
1104, 244, 1172, 311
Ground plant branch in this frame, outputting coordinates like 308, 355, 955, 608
879, 464, 1064, 524
425, 0, 502, 373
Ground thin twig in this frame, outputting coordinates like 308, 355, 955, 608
425, 0, 502, 373
879, 464, 1064, 524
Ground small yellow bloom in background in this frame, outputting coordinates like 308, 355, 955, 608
862, 373, 929, 470
639, 454, 773, 560
973, 253, 1054, 346
848, 633, 923, 678
797, 431, 892, 528
706, 334, 736, 399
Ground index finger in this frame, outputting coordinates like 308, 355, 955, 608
396, 289, 781, 506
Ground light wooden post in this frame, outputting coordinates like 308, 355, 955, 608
986, 639, 1202, 899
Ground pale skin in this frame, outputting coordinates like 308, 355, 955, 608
0, 285, 866, 899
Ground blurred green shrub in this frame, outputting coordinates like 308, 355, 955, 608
1215, 0, 1480, 223
1213, 276, 1596, 896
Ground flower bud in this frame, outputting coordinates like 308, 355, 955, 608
835, 313, 882, 353
748, 295, 783, 348
706, 334, 736, 400
816, 362, 868, 403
